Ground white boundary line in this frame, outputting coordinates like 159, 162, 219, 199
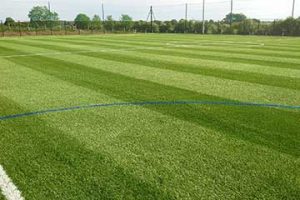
0, 165, 24, 200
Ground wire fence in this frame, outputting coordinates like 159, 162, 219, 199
0, 21, 104, 37
0, 0, 299, 36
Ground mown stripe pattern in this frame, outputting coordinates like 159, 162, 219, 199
0, 34, 299, 200
0, 100, 300, 121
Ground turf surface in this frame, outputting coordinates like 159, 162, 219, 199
0, 34, 299, 199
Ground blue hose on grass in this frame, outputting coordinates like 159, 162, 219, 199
0, 100, 299, 121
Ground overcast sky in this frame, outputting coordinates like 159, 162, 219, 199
1, 0, 299, 21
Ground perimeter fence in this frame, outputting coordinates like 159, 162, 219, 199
1, 0, 300, 37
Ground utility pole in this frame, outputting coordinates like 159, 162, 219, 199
18, 21, 22, 37
202, 0, 205, 34
48, 1, 53, 35
230, 0, 233, 26
48, 1, 50, 11
147, 6, 154, 33
102, 3, 105, 21
150, 6, 153, 33
101, 3, 106, 33
185, 3, 188, 33
292, 0, 296, 18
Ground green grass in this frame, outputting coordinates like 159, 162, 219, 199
0, 191, 5, 200
0, 34, 299, 199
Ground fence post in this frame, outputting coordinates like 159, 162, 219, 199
103, 21, 106, 34
273, 20, 276, 35
50, 21, 53, 35
1, 20, 4, 37
18, 21, 22, 36
44, 22, 47, 34
64, 21, 67, 35
88, 23, 91, 34
35, 22, 38, 35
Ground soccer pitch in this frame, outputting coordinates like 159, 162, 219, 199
0, 34, 299, 199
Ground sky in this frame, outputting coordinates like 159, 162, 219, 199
0, 0, 299, 22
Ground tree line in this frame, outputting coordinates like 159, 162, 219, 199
1, 6, 300, 36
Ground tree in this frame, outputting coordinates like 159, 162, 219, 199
120, 14, 133, 31
207, 22, 218, 34
28, 6, 59, 22
224, 13, 247, 23
159, 22, 173, 33
74, 14, 91, 29
174, 19, 186, 33
104, 15, 114, 32
91, 15, 102, 30
236, 19, 259, 35
4, 17, 15, 26
281, 17, 299, 36
133, 20, 148, 32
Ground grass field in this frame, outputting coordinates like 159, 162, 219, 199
0, 34, 299, 199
